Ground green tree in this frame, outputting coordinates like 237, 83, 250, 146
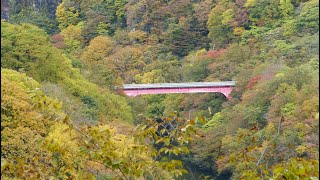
279, 0, 294, 18
182, 49, 211, 82
207, 3, 234, 48
244, 0, 281, 26
56, 2, 81, 30
60, 24, 83, 54
296, 0, 319, 33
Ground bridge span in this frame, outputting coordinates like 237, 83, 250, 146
123, 81, 236, 99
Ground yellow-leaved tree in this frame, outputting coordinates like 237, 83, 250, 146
1, 69, 91, 178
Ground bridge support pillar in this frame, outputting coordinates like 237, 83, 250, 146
221, 89, 233, 100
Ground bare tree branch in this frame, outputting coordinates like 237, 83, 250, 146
256, 116, 283, 167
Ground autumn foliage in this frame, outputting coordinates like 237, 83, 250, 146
1, 0, 319, 179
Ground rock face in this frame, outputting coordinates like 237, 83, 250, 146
1, 0, 9, 20
1, 0, 62, 20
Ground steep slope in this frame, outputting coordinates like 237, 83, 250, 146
1, 21, 133, 124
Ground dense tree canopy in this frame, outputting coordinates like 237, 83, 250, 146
1, 0, 319, 179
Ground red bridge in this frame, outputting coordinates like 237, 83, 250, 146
123, 81, 236, 99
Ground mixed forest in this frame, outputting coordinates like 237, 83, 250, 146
1, 0, 319, 179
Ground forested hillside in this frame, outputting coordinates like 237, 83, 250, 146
1, 0, 319, 179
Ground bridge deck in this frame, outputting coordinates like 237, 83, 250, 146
123, 81, 236, 89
